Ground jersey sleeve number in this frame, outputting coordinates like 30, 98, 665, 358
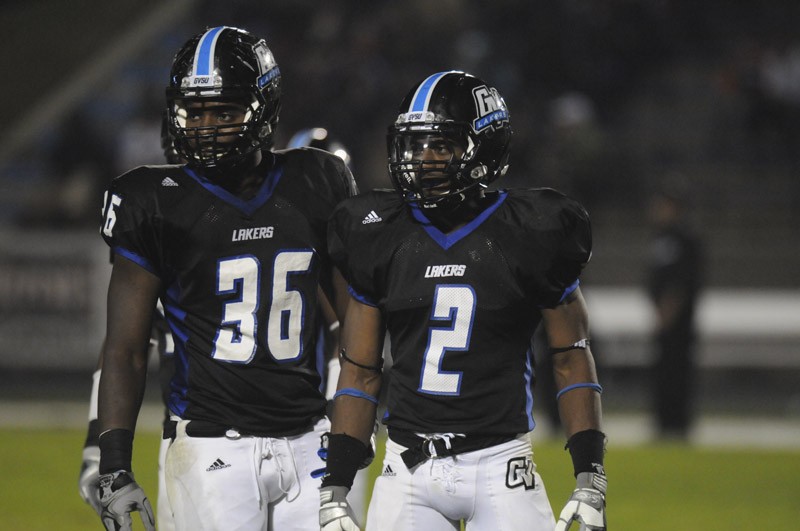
418, 285, 476, 395
212, 250, 313, 364
101, 191, 122, 237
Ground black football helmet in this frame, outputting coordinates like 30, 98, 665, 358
287, 127, 352, 169
166, 26, 281, 171
387, 71, 511, 207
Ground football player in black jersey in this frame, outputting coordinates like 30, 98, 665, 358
94, 26, 356, 531
320, 72, 607, 531
80, 124, 353, 530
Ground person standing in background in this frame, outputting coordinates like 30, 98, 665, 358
647, 187, 704, 441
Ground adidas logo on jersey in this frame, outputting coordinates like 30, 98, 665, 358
161, 177, 179, 187
206, 458, 231, 472
362, 210, 382, 224
382, 464, 396, 477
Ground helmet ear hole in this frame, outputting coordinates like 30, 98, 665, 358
470, 165, 487, 180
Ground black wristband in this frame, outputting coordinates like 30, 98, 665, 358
99, 428, 134, 474
84, 419, 100, 448
320, 433, 368, 489
565, 429, 606, 477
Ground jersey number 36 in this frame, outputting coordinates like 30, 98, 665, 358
214, 252, 314, 364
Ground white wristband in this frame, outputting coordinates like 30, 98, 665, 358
88, 369, 101, 421
325, 358, 341, 401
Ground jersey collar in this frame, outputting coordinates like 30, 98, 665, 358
182, 158, 283, 217
410, 191, 508, 250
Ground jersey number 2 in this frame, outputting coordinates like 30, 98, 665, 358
213, 251, 313, 364
419, 285, 476, 395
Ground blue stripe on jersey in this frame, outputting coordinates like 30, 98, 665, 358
113, 246, 157, 275
193, 26, 225, 77
409, 71, 449, 113
166, 337, 189, 418
347, 284, 377, 306
163, 303, 188, 344
558, 279, 580, 303
162, 285, 190, 416
524, 349, 536, 431
410, 191, 508, 250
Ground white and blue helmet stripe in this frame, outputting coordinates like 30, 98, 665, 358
407, 71, 452, 113
397, 70, 463, 123
193, 26, 226, 77
183, 26, 227, 89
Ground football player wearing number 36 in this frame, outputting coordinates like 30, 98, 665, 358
96, 26, 356, 531
321, 71, 607, 530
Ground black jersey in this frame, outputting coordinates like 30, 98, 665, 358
101, 148, 357, 436
328, 188, 591, 435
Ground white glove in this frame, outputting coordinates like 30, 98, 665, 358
555, 472, 607, 531
98, 470, 156, 531
320, 485, 360, 531
78, 445, 102, 515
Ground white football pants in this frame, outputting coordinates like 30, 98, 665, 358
165, 417, 329, 531
157, 435, 176, 531
366, 434, 556, 531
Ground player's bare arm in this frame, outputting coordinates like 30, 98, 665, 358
96, 254, 159, 531
541, 287, 602, 437
99, 255, 161, 432
543, 287, 607, 531
319, 295, 384, 530
331, 295, 384, 442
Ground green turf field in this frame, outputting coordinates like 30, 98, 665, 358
1, 427, 796, 530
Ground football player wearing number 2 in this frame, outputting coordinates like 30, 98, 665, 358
97, 26, 356, 531
321, 71, 607, 530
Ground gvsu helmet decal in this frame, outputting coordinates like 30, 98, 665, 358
254, 41, 280, 88
387, 71, 511, 207
471, 85, 510, 133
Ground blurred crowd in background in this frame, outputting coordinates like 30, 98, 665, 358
2, 0, 799, 284
1, 0, 799, 437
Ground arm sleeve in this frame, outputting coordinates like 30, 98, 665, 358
327, 202, 380, 305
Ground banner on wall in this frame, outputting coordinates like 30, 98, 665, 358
0, 230, 110, 369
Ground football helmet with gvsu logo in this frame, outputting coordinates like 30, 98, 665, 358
387, 71, 512, 207
166, 26, 281, 171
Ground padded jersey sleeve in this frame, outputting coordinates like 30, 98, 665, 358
286, 148, 359, 302
327, 193, 385, 306
543, 193, 592, 306
329, 152, 359, 201
99, 168, 162, 276
283, 147, 359, 207
505, 188, 592, 308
